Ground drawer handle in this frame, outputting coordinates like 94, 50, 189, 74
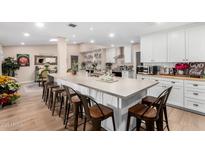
171, 81, 175, 84
193, 92, 199, 96
193, 104, 199, 107
193, 84, 198, 87
155, 80, 159, 82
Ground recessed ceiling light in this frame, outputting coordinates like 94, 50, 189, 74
89, 27, 93, 31
130, 40, 134, 44
72, 34, 76, 38
21, 42, 25, 45
35, 22, 45, 28
111, 44, 115, 47
49, 38, 58, 42
90, 40, 95, 43
109, 33, 115, 38
23, 33, 30, 37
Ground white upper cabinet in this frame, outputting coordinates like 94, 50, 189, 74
141, 35, 153, 62
141, 32, 167, 62
186, 25, 205, 62
124, 46, 132, 63
168, 30, 186, 62
106, 48, 116, 63
152, 33, 168, 62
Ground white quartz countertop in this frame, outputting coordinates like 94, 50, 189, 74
50, 73, 157, 99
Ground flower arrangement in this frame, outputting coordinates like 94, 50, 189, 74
175, 63, 190, 75
175, 63, 189, 70
0, 75, 21, 108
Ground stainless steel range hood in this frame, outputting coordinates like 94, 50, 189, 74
114, 47, 124, 59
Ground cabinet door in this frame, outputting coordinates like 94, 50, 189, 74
152, 33, 168, 62
124, 46, 132, 63
141, 35, 152, 62
168, 30, 186, 62
186, 25, 205, 62
167, 86, 184, 107
106, 48, 116, 63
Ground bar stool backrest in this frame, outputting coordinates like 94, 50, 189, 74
47, 75, 54, 83
62, 85, 92, 120
151, 86, 172, 120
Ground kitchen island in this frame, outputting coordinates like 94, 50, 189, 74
51, 73, 157, 130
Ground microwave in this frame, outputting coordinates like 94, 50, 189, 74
137, 66, 159, 75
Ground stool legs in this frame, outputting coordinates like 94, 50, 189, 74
145, 121, 154, 131
59, 95, 64, 117
163, 106, 170, 131
126, 113, 131, 131
64, 103, 71, 128
136, 118, 141, 131
111, 113, 116, 131
52, 92, 58, 116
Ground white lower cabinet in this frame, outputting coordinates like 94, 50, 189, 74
184, 80, 205, 113
147, 77, 184, 107
184, 98, 205, 113
136, 75, 205, 114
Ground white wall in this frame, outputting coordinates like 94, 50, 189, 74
67, 44, 81, 68
3, 45, 57, 83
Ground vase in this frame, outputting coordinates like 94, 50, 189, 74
72, 71, 77, 75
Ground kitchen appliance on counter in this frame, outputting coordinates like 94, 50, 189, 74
105, 63, 112, 70
137, 65, 159, 75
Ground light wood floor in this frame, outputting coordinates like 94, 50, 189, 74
0, 83, 205, 131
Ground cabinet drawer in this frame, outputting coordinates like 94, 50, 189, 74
185, 89, 205, 101
185, 98, 205, 113
185, 80, 205, 90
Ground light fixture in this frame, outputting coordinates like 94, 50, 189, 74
130, 40, 134, 44
23, 33, 30, 37
89, 27, 93, 31
109, 33, 115, 38
73, 41, 77, 44
49, 38, 58, 42
35, 22, 45, 28
111, 44, 115, 47
21, 42, 25, 45
90, 40, 95, 43
72, 34, 76, 38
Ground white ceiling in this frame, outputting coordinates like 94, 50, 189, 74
0, 22, 193, 46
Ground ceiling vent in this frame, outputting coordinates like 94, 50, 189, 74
68, 23, 77, 28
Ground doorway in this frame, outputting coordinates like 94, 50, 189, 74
71, 55, 79, 70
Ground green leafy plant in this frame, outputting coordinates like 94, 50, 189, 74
67, 62, 78, 75
2, 57, 20, 77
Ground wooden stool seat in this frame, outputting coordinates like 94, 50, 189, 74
48, 85, 59, 89
71, 95, 81, 103
52, 87, 65, 93
128, 103, 157, 120
89, 104, 113, 119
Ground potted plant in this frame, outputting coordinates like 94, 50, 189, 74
67, 62, 78, 75
2, 57, 20, 77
